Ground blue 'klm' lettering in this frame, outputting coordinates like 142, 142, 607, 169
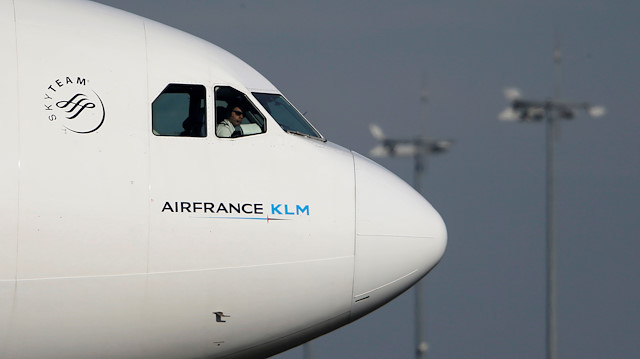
271, 203, 310, 216
296, 205, 310, 215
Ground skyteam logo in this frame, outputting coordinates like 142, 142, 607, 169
161, 201, 310, 222
44, 76, 105, 134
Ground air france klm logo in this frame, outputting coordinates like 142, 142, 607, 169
44, 76, 105, 134
161, 201, 310, 221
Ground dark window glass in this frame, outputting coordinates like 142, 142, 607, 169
152, 84, 206, 137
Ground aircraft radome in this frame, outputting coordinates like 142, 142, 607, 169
0, 0, 447, 358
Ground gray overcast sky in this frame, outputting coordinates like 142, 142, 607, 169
93, 1, 640, 358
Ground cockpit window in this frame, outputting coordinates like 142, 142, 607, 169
152, 84, 206, 137
215, 86, 266, 138
252, 93, 323, 140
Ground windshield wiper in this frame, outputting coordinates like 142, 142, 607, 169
285, 130, 326, 142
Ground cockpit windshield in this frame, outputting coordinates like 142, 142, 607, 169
253, 93, 324, 140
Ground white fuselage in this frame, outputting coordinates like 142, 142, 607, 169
0, 1, 447, 358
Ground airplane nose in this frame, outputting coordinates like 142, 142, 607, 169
350, 153, 447, 321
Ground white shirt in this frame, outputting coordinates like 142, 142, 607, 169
216, 119, 236, 138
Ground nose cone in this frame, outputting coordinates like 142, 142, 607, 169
350, 153, 447, 321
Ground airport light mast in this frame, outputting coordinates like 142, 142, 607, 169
498, 44, 605, 359
369, 84, 452, 359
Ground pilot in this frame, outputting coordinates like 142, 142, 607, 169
216, 105, 244, 138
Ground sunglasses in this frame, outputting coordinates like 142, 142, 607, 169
232, 110, 244, 116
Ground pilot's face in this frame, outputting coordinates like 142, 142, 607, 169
230, 107, 244, 126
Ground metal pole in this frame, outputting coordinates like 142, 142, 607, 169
414, 152, 427, 359
499, 42, 603, 359
415, 77, 429, 359
369, 79, 451, 359
545, 111, 557, 359
547, 36, 561, 359
303, 342, 312, 359
415, 280, 426, 359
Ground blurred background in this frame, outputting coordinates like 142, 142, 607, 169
94, 1, 640, 358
